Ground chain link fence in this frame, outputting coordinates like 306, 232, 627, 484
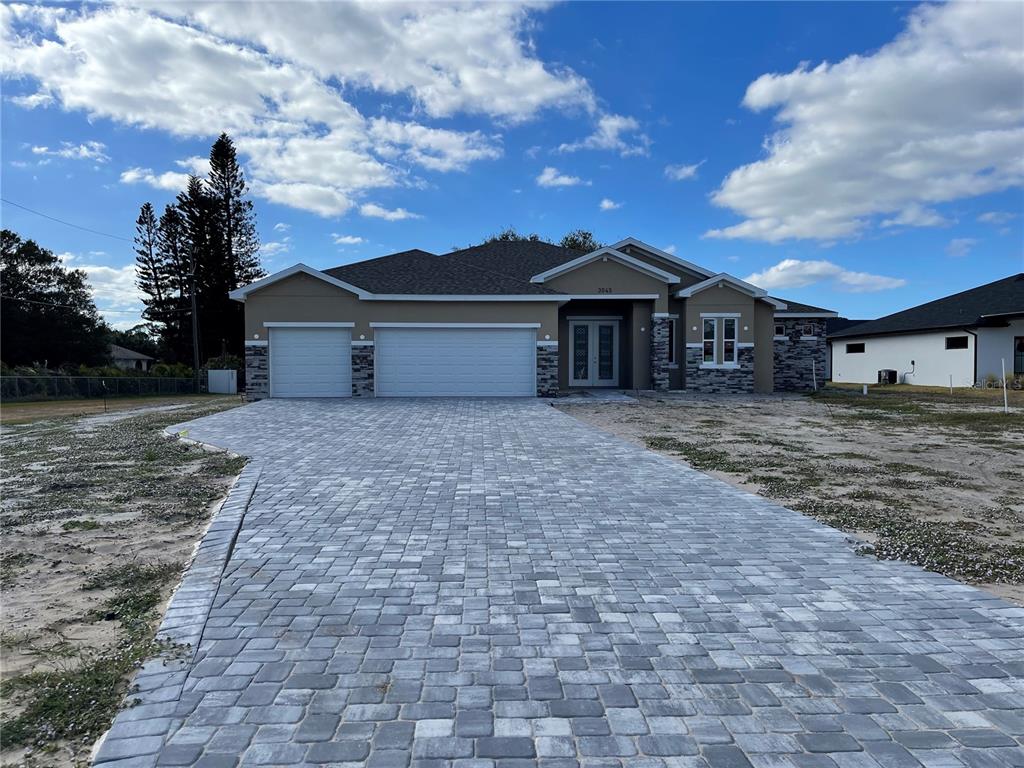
0, 376, 198, 402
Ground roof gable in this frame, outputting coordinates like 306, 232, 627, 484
609, 238, 715, 280
830, 273, 1024, 339
229, 263, 370, 302
530, 247, 681, 284
676, 273, 786, 309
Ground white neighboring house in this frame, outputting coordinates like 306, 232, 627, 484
109, 344, 154, 372
829, 274, 1024, 387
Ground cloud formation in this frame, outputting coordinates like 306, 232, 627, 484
31, 140, 109, 163
664, 161, 703, 181
2, 2, 593, 217
359, 203, 421, 221
536, 166, 588, 188
558, 114, 649, 157
945, 238, 977, 258
706, 2, 1024, 242
599, 198, 621, 211
745, 259, 906, 293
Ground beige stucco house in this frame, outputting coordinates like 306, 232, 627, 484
230, 238, 835, 398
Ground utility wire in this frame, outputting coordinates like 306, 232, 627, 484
0, 294, 193, 315
1, 198, 133, 243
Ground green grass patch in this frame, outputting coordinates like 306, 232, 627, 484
61, 519, 101, 531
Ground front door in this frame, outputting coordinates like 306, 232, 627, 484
570, 320, 619, 387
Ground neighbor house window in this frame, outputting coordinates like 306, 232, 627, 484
802, 323, 816, 337
945, 336, 968, 350
703, 319, 716, 363
774, 323, 786, 337
723, 318, 737, 363
846, 342, 865, 354
667, 318, 677, 365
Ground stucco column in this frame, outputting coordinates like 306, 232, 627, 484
649, 316, 671, 391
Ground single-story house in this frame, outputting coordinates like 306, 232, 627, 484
829, 273, 1024, 387
824, 317, 869, 380
229, 238, 836, 399
109, 343, 154, 372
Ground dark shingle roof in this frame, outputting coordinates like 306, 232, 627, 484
325, 242, 585, 295
826, 318, 870, 336
772, 297, 837, 315
829, 274, 1024, 339
109, 344, 153, 361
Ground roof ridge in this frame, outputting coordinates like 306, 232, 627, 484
444, 249, 566, 295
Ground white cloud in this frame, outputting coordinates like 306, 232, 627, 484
30, 140, 109, 163
558, 114, 649, 157
174, 155, 210, 176
2, 3, 593, 217
74, 261, 145, 326
664, 161, 704, 181
946, 238, 977, 258
706, 2, 1024, 242
536, 166, 589, 188
745, 259, 906, 293
978, 211, 1018, 225
599, 198, 621, 211
260, 238, 291, 257
332, 234, 365, 245
120, 166, 190, 192
273, 222, 290, 232
359, 203, 421, 221
663, 244, 677, 255
880, 204, 952, 229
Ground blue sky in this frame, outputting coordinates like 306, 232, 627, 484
2, 1, 1022, 329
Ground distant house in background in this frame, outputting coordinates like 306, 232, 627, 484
829, 274, 1024, 386
109, 344, 154, 372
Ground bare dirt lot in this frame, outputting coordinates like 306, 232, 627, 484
0, 394, 242, 425
558, 386, 1024, 605
0, 397, 243, 766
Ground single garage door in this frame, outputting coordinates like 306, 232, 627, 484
375, 326, 536, 397
270, 327, 351, 397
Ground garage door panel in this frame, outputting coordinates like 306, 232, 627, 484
270, 327, 351, 397
376, 328, 535, 397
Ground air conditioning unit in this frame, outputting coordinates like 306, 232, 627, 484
877, 369, 898, 385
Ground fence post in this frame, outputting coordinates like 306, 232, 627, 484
1003, 358, 1009, 414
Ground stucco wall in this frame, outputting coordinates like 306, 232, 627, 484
617, 244, 705, 290
545, 258, 667, 298
976, 318, 1023, 380
753, 302, 774, 393
831, 330, 975, 386
244, 273, 561, 341
683, 286, 756, 349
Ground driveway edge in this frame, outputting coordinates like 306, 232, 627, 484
90, 459, 261, 766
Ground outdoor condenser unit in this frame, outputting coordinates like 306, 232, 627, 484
877, 369, 898, 385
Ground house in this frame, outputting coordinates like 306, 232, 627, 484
109, 343, 154, 372
229, 238, 836, 399
824, 317, 870, 380
829, 273, 1024, 387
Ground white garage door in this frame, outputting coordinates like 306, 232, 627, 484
270, 327, 351, 397
375, 327, 536, 397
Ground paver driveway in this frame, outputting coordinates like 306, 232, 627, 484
124, 400, 1023, 767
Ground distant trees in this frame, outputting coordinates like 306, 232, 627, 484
133, 133, 264, 365
0, 229, 110, 367
479, 227, 603, 252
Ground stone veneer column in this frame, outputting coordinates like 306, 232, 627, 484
536, 343, 559, 397
649, 317, 671, 391
244, 342, 269, 401
351, 343, 375, 397
773, 318, 827, 391
685, 346, 755, 393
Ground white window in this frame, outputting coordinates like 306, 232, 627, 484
702, 319, 716, 364
667, 318, 677, 365
723, 318, 737, 364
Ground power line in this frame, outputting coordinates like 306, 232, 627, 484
1, 198, 133, 243
0, 294, 145, 315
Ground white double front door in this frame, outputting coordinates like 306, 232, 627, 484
570, 320, 619, 387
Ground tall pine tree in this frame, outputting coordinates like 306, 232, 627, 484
156, 204, 191, 362
208, 133, 262, 289
134, 202, 169, 337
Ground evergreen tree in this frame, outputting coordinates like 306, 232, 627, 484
134, 202, 169, 335
208, 133, 262, 289
1, 229, 110, 367
156, 204, 191, 362
559, 229, 602, 252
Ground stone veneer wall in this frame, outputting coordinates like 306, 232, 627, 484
244, 343, 269, 401
774, 318, 827, 391
537, 343, 559, 397
352, 344, 374, 397
649, 318, 671, 391
684, 346, 755, 393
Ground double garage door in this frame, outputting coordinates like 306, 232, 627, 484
270, 326, 536, 397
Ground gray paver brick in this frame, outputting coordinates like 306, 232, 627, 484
112, 400, 1024, 767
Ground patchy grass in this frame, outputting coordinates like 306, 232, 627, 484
0, 399, 243, 763
0, 394, 239, 425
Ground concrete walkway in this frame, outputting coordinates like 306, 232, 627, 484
104, 399, 1023, 767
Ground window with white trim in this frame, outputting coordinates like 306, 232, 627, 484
723, 318, 737, 363
702, 319, 716, 364
774, 323, 786, 337
802, 323, 816, 337
667, 318, 677, 365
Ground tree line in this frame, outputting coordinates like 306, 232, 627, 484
134, 133, 264, 365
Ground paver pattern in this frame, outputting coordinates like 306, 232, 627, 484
132, 400, 1023, 766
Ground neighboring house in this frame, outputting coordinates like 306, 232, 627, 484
824, 317, 870, 380
829, 273, 1024, 387
229, 238, 836, 399
109, 344, 154, 372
